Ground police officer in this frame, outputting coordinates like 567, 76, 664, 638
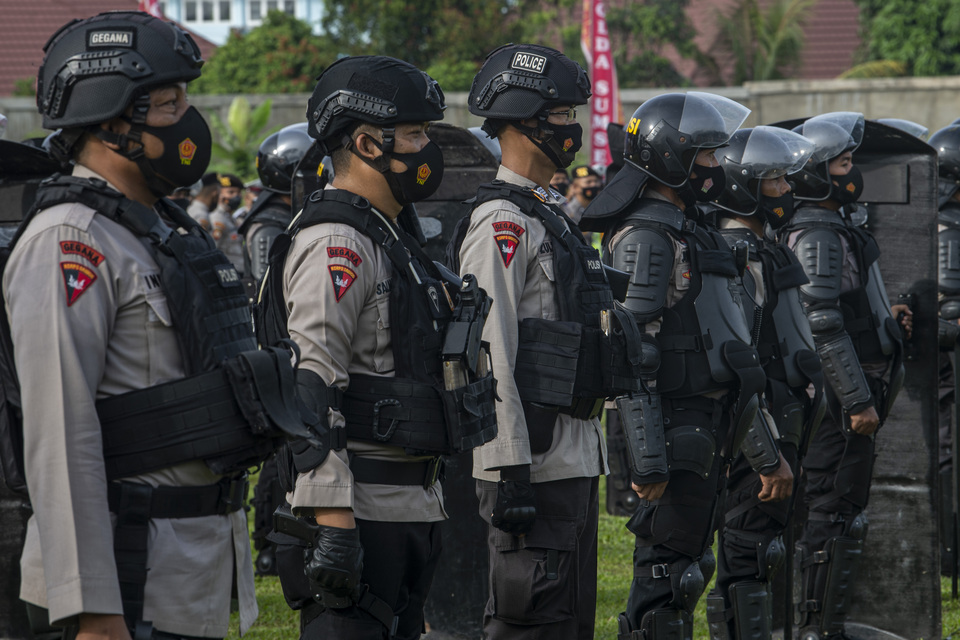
925, 124, 960, 575
4, 11, 313, 640
209, 173, 245, 271
256, 56, 496, 640
707, 126, 825, 640
242, 122, 315, 574
187, 172, 220, 230
453, 44, 648, 639
781, 112, 911, 640
562, 164, 602, 220
581, 92, 775, 638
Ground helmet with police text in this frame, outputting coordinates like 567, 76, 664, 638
790, 111, 864, 201
37, 11, 203, 130
714, 126, 814, 221
930, 125, 960, 206
257, 122, 315, 194
306, 56, 445, 155
468, 43, 591, 124
623, 92, 750, 189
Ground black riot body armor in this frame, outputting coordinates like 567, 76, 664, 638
608, 199, 762, 400
258, 188, 497, 463
449, 180, 647, 433
239, 190, 292, 282
719, 225, 824, 452
941, 203, 960, 320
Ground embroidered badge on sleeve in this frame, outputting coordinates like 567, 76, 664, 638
492, 221, 525, 269
59, 241, 105, 267
326, 247, 363, 267
60, 262, 98, 306
329, 264, 357, 302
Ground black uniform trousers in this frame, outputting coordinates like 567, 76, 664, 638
299, 519, 443, 640
710, 443, 798, 625
476, 476, 600, 640
624, 397, 730, 628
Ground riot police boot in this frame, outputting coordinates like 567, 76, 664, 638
255, 543, 278, 576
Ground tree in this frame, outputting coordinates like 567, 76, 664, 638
707, 0, 819, 85
854, 0, 960, 76
207, 97, 277, 181
191, 12, 338, 94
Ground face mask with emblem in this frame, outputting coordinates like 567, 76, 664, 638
830, 165, 863, 205
689, 163, 726, 202
372, 139, 445, 204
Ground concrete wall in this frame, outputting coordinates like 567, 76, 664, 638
3, 75, 959, 148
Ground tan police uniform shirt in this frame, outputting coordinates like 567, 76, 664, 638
5, 166, 257, 637
282, 188, 445, 523
186, 198, 211, 230
209, 205, 246, 272
458, 166, 608, 484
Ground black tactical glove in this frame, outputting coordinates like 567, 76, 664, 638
304, 525, 364, 609
491, 465, 537, 536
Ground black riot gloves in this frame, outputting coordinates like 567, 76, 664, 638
491, 465, 537, 536
304, 524, 364, 609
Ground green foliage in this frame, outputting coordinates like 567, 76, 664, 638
425, 60, 480, 93
854, 0, 960, 76
191, 12, 338, 94
12, 78, 35, 97
711, 0, 819, 85
837, 59, 908, 79
208, 97, 276, 181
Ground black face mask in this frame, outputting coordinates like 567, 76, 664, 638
223, 195, 242, 212
830, 165, 863, 204
380, 140, 445, 205
581, 186, 600, 201
537, 123, 583, 169
759, 192, 795, 229
136, 106, 212, 197
689, 163, 726, 202
552, 181, 570, 196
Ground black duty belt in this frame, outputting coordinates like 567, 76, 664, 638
341, 375, 449, 452
349, 456, 443, 489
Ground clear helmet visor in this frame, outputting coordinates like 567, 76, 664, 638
805, 111, 865, 154
876, 118, 929, 140
795, 119, 856, 165
734, 125, 816, 180
678, 92, 750, 148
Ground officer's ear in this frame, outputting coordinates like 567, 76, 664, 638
96, 117, 132, 152
352, 130, 383, 164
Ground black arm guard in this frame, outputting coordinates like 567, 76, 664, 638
608, 226, 673, 325
941, 318, 960, 349
616, 391, 668, 485
739, 407, 781, 476
807, 307, 873, 413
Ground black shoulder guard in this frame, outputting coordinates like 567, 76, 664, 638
792, 226, 844, 302
607, 225, 674, 324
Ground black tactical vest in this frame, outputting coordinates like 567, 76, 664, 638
30, 175, 256, 374
786, 204, 899, 363
939, 203, 960, 318
613, 201, 755, 398
258, 189, 497, 455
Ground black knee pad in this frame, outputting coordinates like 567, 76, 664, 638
668, 559, 706, 614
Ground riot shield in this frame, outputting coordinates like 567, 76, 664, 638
0, 139, 59, 639
772, 118, 940, 640
417, 123, 498, 639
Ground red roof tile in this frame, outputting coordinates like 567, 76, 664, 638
0, 0, 217, 97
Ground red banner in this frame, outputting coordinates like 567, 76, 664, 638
138, 0, 163, 17
580, 0, 623, 168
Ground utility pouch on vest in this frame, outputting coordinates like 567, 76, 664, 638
515, 318, 582, 407
599, 308, 648, 394
439, 373, 498, 453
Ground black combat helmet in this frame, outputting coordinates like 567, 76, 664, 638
306, 55, 445, 155
257, 122, 315, 194
715, 126, 814, 217
468, 43, 591, 125
790, 111, 864, 202
37, 11, 203, 131
624, 92, 750, 189
930, 125, 960, 207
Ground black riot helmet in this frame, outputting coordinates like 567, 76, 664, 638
623, 92, 750, 189
37, 12, 203, 131
930, 125, 960, 207
469, 43, 591, 126
790, 111, 864, 202
257, 122, 315, 194
714, 126, 814, 226
306, 55, 446, 156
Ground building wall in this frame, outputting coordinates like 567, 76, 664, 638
159, 0, 323, 44
2, 75, 960, 148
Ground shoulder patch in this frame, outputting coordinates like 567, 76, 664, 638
329, 264, 357, 302
327, 246, 363, 267
59, 241, 105, 267
492, 221, 525, 237
495, 234, 520, 268
60, 262, 97, 306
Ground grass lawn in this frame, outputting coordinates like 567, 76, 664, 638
227, 474, 960, 639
